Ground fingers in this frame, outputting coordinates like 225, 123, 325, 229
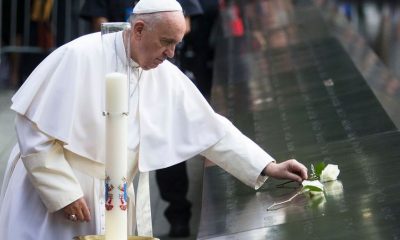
75, 207, 85, 222
265, 159, 308, 182
63, 197, 91, 222
300, 166, 308, 180
284, 171, 304, 183
288, 159, 308, 181
81, 200, 91, 221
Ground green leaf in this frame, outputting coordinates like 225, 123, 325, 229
302, 180, 324, 192
302, 185, 324, 192
314, 162, 326, 178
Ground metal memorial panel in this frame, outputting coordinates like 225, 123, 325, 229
198, 0, 400, 239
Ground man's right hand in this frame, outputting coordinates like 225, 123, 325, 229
62, 197, 91, 222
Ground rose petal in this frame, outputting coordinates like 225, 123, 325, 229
320, 164, 340, 182
302, 180, 324, 192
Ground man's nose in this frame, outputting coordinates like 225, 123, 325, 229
164, 45, 175, 58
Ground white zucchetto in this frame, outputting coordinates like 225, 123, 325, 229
132, 0, 183, 14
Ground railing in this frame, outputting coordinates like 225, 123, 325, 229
0, 0, 90, 86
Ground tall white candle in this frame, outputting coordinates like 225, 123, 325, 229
105, 72, 128, 240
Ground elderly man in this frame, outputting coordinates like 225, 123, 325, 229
0, 0, 308, 239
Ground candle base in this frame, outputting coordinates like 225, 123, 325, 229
73, 235, 159, 240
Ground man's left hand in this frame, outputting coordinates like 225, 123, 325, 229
264, 159, 308, 182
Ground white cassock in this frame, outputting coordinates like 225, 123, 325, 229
0, 32, 275, 240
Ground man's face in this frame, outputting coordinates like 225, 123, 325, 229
133, 12, 186, 70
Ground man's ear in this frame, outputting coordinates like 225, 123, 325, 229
132, 21, 145, 39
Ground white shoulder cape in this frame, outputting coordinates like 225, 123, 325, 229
11, 32, 226, 172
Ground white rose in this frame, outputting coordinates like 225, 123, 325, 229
302, 180, 324, 193
320, 164, 340, 182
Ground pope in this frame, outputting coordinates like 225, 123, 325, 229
0, 0, 308, 239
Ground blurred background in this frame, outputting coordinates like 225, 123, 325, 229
0, 0, 399, 89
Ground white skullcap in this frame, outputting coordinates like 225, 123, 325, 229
132, 0, 182, 14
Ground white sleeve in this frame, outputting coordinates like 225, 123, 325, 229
15, 114, 54, 155
200, 116, 275, 189
15, 114, 83, 212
